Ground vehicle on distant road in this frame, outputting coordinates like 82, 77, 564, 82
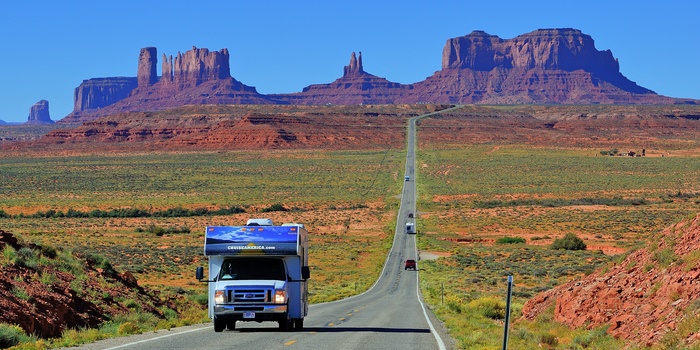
404, 259, 417, 270
405, 222, 415, 234
404, 175, 410, 181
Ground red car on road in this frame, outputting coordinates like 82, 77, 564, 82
404, 259, 417, 270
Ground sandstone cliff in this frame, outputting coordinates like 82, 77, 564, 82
73, 77, 138, 112
440, 28, 651, 94
160, 46, 231, 86
26, 100, 53, 124
64, 46, 269, 123
63, 29, 695, 123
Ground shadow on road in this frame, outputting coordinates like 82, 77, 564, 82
235, 326, 431, 334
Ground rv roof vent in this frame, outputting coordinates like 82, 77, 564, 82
246, 218, 274, 226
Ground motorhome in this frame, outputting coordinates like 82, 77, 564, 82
196, 219, 310, 332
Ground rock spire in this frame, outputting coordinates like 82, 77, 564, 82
343, 52, 365, 77
137, 47, 158, 87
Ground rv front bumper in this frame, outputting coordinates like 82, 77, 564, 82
214, 304, 288, 321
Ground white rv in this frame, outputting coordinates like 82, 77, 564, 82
196, 219, 310, 332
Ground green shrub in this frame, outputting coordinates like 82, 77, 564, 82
15, 247, 40, 270
11, 285, 31, 302
468, 297, 506, 320
40, 244, 57, 259
1, 245, 17, 265
539, 332, 558, 347
0, 323, 29, 348
117, 322, 139, 335
191, 293, 209, 306
551, 233, 586, 251
496, 236, 526, 244
261, 203, 288, 213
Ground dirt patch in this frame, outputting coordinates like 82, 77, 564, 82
419, 251, 451, 260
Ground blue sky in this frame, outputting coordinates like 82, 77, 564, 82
1, 0, 698, 123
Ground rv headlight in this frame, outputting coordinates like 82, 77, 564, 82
214, 290, 225, 304
274, 289, 287, 304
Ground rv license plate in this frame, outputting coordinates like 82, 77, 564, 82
243, 312, 255, 319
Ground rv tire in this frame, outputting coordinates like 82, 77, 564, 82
279, 319, 290, 331
293, 318, 304, 330
213, 317, 226, 332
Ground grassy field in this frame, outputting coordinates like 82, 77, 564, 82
0, 149, 404, 304
3, 140, 700, 348
414, 144, 700, 349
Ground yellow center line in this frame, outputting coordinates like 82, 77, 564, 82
284, 340, 296, 346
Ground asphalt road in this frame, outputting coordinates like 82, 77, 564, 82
66, 113, 456, 350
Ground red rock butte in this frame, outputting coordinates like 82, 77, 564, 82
63, 28, 696, 123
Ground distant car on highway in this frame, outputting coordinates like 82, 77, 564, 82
404, 259, 417, 270
404, 175, 410, 181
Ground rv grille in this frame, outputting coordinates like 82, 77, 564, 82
227, 288, 271, 303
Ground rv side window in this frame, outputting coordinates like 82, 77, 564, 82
219, 258, 286, 281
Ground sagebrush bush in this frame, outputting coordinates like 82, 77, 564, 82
496, 236, 526, 244
15, 247, 40, 270
551, 233, 586, 250
117, 322, 139, 335
0, 323, 28, 348
468, 297, 506, 319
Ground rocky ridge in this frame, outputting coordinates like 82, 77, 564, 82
0, 229, 174, 339
522, 213, 700, 347
62, 28, 694, 123
23, 104, 445, 152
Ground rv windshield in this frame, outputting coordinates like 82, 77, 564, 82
219, 258, 286, 281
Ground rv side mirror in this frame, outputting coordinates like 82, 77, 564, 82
301, 266, 310, 280
196, 266, 204, 281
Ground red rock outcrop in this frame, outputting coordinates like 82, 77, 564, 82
39, 104, 445, 151
63, 47, 270, 123
0, 229, 174, 339
73, 77, 138, 112
272, 52, 411, 105
522, 213, 700, 347
26, 100, 53, 124
161, 46, 231, 86
442, 29, 627, 82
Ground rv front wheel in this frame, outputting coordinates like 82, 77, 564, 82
278, 318, 291, 331
293, 318, 304, 330
213, 317, 226, 332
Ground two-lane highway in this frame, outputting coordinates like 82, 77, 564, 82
68, 111, 457, 350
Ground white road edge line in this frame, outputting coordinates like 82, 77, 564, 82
104, 326, 209, 350
414, 231, 447, 350
410, 113, 448, 350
